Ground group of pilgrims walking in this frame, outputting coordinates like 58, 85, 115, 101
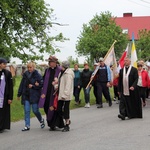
0, 55, 150, 133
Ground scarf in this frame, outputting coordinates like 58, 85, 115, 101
38, 66, 61, 108
123, 65, 132, 96
38, 69, 50, 107
0, 72, 6, 108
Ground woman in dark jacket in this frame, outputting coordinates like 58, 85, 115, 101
80, 62, 92, 108
17, 62, 45, 131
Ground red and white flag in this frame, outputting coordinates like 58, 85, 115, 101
117, 43, 129, 72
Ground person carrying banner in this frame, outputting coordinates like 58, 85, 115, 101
93, 57, 112, 108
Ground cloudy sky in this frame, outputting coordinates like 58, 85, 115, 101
47, 0, 150, 63
13, 0, 150, 64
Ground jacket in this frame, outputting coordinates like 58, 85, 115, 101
74, 70, 81, 87
58, 68, 74, 101
17, 70, 43, 104
80, 69, 92, 88
139, 70, 149, 87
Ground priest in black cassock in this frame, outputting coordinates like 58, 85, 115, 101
118, 57, 142, 120
0, 58, 13, 133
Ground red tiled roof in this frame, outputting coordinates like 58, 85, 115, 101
115, 14, 150, 40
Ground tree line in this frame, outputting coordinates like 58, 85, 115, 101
0, 1, 149, 63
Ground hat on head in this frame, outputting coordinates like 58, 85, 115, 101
83, 61, 88, 66
47, 55, 58, 63
62, 60, 70, 69
94, 63, 99, 66
99, 57, 104, 62
0, 58, 8, 64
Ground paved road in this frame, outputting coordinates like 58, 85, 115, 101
1, 99, 150, 150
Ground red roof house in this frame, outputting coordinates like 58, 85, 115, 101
115, 13, 150, 40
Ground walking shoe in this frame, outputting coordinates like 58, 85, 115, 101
113, 97, 116, 101
109, 102, 112, 107
87, 103, 90, 108
118, 114, 125, 120
22, 126, 30, 131
40, 118, 45, 129
84, 103, 88, 108
97, 104, 103, 108
62, 125, 70, 132
0, 129, 4, 133
85, 103, 90, 108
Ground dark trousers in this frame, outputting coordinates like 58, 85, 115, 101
119, 95, 129, 117
146, 88, 150, 98
57, 100, 70, 119
138, 86, 147, 103
93, 85, 98, 104
96, 82, 112, 105
113, 85, 120, 100
73, 86, 81, 102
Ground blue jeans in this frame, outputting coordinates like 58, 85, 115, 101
24, 100, 42, 127
83, 87, 91, 103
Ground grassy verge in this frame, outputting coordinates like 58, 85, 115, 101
11, 76, 113, 122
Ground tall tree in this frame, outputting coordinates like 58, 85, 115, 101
136, 29, 150, 60
0, 0, 66, 62
76, 11, 128, 62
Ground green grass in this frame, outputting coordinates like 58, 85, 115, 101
11, 77, 113, 122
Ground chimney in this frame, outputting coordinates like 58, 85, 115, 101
123, 13, 132, 17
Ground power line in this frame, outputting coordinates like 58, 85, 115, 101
128, 0, 150, 8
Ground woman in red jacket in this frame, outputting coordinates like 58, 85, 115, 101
137, 64, 149, 107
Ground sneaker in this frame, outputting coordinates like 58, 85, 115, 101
84, 103, 90, 108
87, 103, 90, 108
22, 126, 30, 131
84, 103, 88, 108
40, 118, 45, 129
113, 98, 116, 101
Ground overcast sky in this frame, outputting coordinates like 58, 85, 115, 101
13, 0, 150, 64
47, 0, 150, 63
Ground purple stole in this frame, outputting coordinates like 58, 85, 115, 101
0, 72, 6, 108
38, 66, 61, 121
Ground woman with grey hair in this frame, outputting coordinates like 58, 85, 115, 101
57, 60, 74, 132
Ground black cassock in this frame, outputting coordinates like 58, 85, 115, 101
118, 66, 142, 119
0, 69, 13, 130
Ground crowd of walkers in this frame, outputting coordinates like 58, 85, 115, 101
0, 56, 150, 133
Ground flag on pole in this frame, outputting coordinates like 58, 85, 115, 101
131, 33, 137, 68
117, 43, 129, 71
104, 45, 117, 74
104, 45, 118, 84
